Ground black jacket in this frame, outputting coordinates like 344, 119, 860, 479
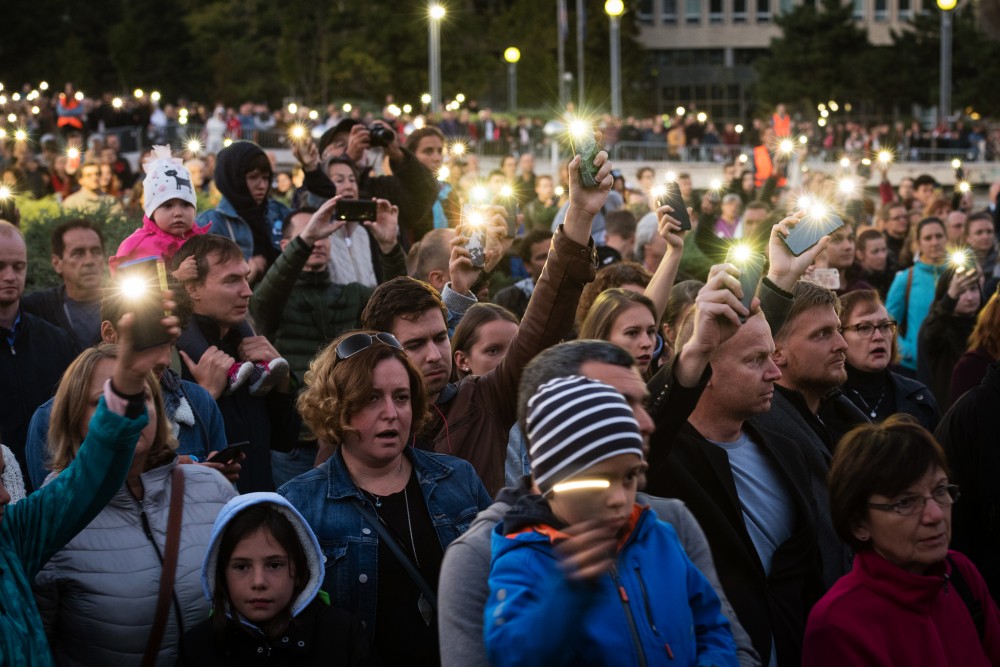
0, 309, 76, 490
935, 361, 1000, 600
645, 419, 823, 667
21, 285, 101, 352
181, 598, 376, 667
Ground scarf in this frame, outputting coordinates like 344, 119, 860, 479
213, 141, 277, 262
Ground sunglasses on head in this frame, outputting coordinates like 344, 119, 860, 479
335, 332, 403, 360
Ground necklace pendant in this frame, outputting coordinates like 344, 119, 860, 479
374, 497, 382, 508
870, 410, 877, 419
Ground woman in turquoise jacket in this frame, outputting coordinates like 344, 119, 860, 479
0, 304, 178, 665
886, 217, 947, 373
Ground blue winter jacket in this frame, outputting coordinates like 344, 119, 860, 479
885, 260, 944, 371
485, 504, 738, 667
197, 196, 288, 261
278, 446, 492, 635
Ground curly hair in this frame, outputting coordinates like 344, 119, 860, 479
296, 331, 429, 445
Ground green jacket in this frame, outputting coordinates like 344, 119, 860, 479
250, 236, 407, 382
0, 400, 147, 666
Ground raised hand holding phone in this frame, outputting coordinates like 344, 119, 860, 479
569, 122, 603, 188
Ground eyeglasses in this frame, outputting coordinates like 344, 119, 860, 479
867, 484, 960, 517
840, 321, 897, 338
335, 332, 403, 360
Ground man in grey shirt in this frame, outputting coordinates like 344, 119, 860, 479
439, 336, 761, 665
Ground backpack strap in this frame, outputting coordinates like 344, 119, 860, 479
899, 267, 915, 338
141, 466, 186, 667
947, 555, 985, 642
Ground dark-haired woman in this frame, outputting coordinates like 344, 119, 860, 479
803, 416, 1000, 665
279, 331, 491, 666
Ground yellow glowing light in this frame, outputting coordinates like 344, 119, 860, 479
342, 103, 352, 112
223, 138, 233, 147
504, 47, 521, 64
500, 184, 514, 198
676, 106, 686, 116
466, 210, 485, 227
429, 4, 446, 20
710, 178, 722, 190
134, 88, 144, 98
817, 103, 826, 111
421, 93, 432, 105
861, 158, 872, 166
26, 91, 37, 101
0, 83, 4, 92
779, 139, 794, 154
877, 150, 893, 164
456, 93, 466, 103
650, 185, 665, 199
6, 113, 15, 123
0, 95, 6, 105
178, 116, 188, 125
735, 124, 744, 134
958, 181, 971, 193
554, 186, 565, 197
66, 147, 80, 160
951, 158, 962, 169
119, 276, 148, 300
11, 93, 19, 102
820, 109, 829, 118
112, 97, 123, 109
438, 166, 451, 181
403, 104, 413, 114
949, 249, 969, 269
839, 157, 851, 168
150, 91, 161, 102
798, 135, 808, 144
38, 81, 47, 91
308, 109, 319, 120
604, 0, 624, 17
413, 116, 425, 129
289, 124, 307, 141
14, 129, 27, 142
828, 101, 838, 112
798, 194, 815, 211
186, 138, 203, 154
452, 142, 466, 156
738, 153, 748, 164
838, 177, 856, 195
179, 107, 188, 116
730, 244, 753, 263
0, 129, 6, 139
665, 170, 677, 182
818, 118, 828, 127
696, 111, 708, 123
30, 106, 39, 115
807, 202, 829, 219
387, 104, 401, 117
551, 479, 611, 494
0, 185, 10, 200
287, 103, 298, 114
470, 185, 489, 203
569, 119, 590, 139
937, 0, 957, 9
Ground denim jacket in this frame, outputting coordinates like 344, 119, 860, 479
198, 196, 288, 260
277, 446, 492, 634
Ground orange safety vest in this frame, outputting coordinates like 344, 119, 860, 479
57, 96, 84, 130
772, 112, 791, 138
754, 145, 787, 188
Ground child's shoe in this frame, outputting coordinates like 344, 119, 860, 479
248, 357, 290, 397
225, 361, 255, 395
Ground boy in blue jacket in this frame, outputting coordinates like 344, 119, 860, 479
485, 375, 738, 667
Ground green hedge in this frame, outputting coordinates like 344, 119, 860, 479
18, 196, 142, 292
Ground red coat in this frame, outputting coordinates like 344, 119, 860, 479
803, 549, 1000, 666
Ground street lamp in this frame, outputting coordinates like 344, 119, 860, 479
605, 0, 624, 118
938, 0, 957, 127
504, 47, 520, 112
428, 4, 446, 114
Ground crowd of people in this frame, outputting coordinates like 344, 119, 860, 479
1, 81, 1000, 667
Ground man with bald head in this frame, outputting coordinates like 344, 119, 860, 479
0, 222, 76, 490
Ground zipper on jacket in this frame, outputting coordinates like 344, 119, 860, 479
611, 564, 650, 666
633, 565, 660, 636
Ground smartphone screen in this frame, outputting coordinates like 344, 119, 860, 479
460, 204, 487, 268
781, 211, 845, 257
724, 246, 765, 318
335, 199, 378, 222
657, 181, 691, 231
116, 256, 171, 350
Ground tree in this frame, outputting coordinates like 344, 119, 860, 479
754, 0, 872, 114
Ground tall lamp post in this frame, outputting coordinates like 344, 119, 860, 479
504, 47, 520, 112
429, 4, 446, 114
605, 0, 624, 118
938, 0, 957, 127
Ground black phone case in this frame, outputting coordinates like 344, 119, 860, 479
658, 181, 691, 231
117, 257, 171, 351
335, 199, 378, 222
781, 213, 845, 256
724, 248, 766, 317
213, 442, 249, 464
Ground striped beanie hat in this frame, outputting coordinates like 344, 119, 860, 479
526, 375, 644, 494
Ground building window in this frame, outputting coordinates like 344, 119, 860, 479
662, 0, 677, 24
874, 0, 887, 20
853, 0, 864, 20
685, 0, 700, 23
898, 0, 911, 18
734, 0, 748, 22
709, 0, 723, 23
780, 0, 793, 13
757, 0, 771, 22
637, 0, 654, 24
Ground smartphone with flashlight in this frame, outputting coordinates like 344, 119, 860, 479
781, 211, 845, 257
656, 181, 691, 231
724, 246, 765, 318
116, 256, 172, 351
460, 204, 488, 268
335, 199, 378, 222
570, 128, 601, 188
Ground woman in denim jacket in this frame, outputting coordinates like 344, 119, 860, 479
279, 330, 492, 666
